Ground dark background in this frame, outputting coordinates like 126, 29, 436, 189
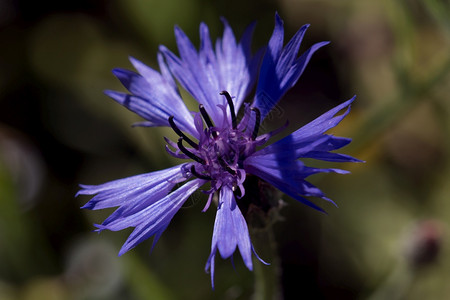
0, 0, 449, 299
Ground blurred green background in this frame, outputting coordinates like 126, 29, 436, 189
0, 0, 449, 299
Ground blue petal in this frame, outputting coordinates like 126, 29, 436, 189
254, 135, 332, 159
205, 186, 254, 288
78, 165, 207, 255
286, 96, 356, 139
267, 12, 284, 61
301, 151, 362, 162
199, 22, 216, 69
215, 19, 262, 111
160, 43, 222, 123
78, 164, 187, 210
314, 136, 352, 151
106, 58, 196, 137
114, 178, 206, 255
276, 23, 309, 80
214, 189, 239, 258
253, 13, 329, 120
244, 156, 333, 212
161, 20, 261, 125
244, 96, 362, 211
105, 91, 170, 126
302, 166, 351, 176
255, 97, 359, 161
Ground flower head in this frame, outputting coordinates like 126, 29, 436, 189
78, 12, 361, 287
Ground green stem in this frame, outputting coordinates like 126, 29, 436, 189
251, 223, 282, 300
242, 176, 284, 300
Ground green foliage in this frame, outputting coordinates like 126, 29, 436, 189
0, 0, 449, 299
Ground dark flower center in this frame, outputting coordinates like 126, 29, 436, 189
167, 91, 262, 190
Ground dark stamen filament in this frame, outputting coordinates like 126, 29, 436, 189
199, 104, 217, 138
169, 116, 198, 149
199, 104, 214, 129
218, 157, 236, 175
220, 91, 237, 129
177, 138, 205, 164
190, 165, 212, 180
250, 107, 261, 140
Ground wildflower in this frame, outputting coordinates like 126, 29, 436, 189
77, 13, 361, 287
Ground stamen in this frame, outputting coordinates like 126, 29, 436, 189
177, 138, 205, 164
250, 107, 261, 140
190, 165, 212, 180
202, 192, 214, 212
218, 157, 236, 175
220, 91, 237, 129
199, 104, 218, 138
168, 116, 198, 149
199, 104, 214, 129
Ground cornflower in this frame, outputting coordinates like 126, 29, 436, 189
78, 13, 361, 287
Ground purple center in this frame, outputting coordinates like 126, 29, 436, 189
167, 91, 264, 196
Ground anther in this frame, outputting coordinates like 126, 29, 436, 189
190, 165, 212, 180
168, 116, 199, 149
250, 107, 261, 140
220, 91, 237, 129
177, 138, 205, 164
199, 104, 218, 138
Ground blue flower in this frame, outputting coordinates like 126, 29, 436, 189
77, 13, 361, 287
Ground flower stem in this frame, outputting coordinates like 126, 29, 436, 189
241, 175, 284, 300
251, 222, 282, 300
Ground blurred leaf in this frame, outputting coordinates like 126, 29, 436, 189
423, 0, 450, 33
0, 160, 35, 279
0, 278, 17, 300
124, 254, 175, 300
118, 0, 203, 47
348, 54, 450, 153
21, 278, 68, 300
0, 146, 55, 281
